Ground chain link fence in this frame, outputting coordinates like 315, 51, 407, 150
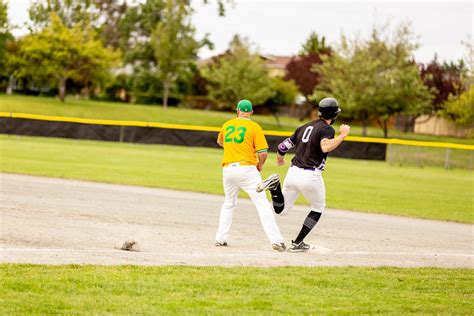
387, 144, 473, 170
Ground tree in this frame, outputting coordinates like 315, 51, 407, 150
201, 36, 275, 109
264, 77, 299, 126
114, 0, 164, 102
419, 56, 465, 112
439, 37, 474, 129
94, 0, 129, 49
119, 0, 164, 63
0, 0, 11, 74
285, 54, 325, 99
286, 32, 331, 98
0, 0, 8, 50
0, 0, 16, 93
152, 0, 209, 109
11, 13, 120, 102
285, 32, 331, 119
299, 32, 331, 56
461, 35, 473, 85
28, 0, 129, 49
314, 22, 432, 137
442, 86, 474, 127
28, 0, 95, 30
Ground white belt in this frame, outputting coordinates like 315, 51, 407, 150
223, 162, 253, 167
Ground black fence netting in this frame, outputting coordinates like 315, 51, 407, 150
0, 117, 387, 161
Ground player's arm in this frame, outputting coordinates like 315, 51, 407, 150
256, 149, 268, 172
321, 124, 350, 153
217, 129, 224, 147
276, 132, 297, 166
254, 125, 270, 171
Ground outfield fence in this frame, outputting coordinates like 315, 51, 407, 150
1, 112, 472, 169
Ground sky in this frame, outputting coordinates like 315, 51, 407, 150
7, 0, 474, 63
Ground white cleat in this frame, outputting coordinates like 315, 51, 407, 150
256, 174, 280, 192
272, 243, 287, 252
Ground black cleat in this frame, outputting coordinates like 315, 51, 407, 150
256, 174, 280, 192
288, 240, 311, 252
215, 241, 228, 247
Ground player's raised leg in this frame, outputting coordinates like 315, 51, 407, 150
257, 173, 286, 214
257, 170, 300, 216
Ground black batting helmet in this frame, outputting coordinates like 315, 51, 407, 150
318, 98, 341, 119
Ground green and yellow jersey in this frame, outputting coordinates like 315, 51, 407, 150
218, 117, 268, 167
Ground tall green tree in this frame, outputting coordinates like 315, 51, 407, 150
0, 0, 15, 93
12, 13, 120, 102
314, 23, 432, 137
0, 0, 11, 73
201, 36, 275, 109
116, 0, 165, 102
29, 0, 95, 30
264, 77, 299, 126
285, 32, 331, 119
438, 37, 474, 130
152, 0, 209, 109
28, 0, 128, 48
94, 0, 128, 49
442, 86, 474, 127
119, 0, 164, 63
461, 36, 473, 85
299, 32, 331, 56
203, 0, 234, 16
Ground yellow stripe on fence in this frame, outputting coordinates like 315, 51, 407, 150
345, 136, 474, 150
1, 112, 472, 150
3, 112, 221, 132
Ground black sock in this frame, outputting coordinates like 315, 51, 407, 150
294, 211, 322, 244
270, 182, 284, 214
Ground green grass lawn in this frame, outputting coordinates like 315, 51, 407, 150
1, 94, 472, 143
0, 94, 299, 132
1, 135, 472, 223
1, 265, 472, 314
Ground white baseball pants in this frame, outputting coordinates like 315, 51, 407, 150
281, 165, 326, 215
215, 164, 284, 245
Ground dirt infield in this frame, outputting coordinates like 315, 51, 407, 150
1, 173, 472, 267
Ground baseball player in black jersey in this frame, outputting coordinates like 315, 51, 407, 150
256, 98, 350, 252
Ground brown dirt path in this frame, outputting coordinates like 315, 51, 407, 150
1, 173, 472, 267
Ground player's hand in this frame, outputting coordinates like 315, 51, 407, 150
339, 124, 350, 138
276, 154, 285, 166
256, 164, 263, 172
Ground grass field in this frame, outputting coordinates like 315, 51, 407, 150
1, 264, 472, 314
0, 94, 299, 132
1, 97, 472, 314
1, 134, 472, 223
1, 94, 473, 143
387, 143, 473, 169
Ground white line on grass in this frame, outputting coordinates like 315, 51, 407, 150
1, 248, 473, 258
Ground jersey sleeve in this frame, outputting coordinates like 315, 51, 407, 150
254, 125, 269, 152
289, 126, 300, 145
320, 125, 335, 140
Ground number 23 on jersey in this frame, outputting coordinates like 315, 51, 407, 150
225, 125, 247, 144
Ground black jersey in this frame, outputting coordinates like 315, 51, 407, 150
287, 119, 335, 171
